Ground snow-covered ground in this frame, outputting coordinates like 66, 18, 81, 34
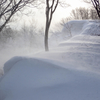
0, 20, 100, 100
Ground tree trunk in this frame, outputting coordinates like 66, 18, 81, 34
44, 3, 50, 51
44, 26, 49, 51
44, 0, 59, 51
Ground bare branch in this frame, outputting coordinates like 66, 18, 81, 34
83, 0, 100, 18
52, 0, 59, 13
0, 0, 36, 32
0, 0, 7, 6
45, 0, 68, 51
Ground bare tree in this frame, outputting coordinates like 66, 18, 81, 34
83, 0, 100, 18
91, 0, 100, 18
70, 7, 90, 19
0, 0, 36, 32
89, 8, 99, 19
65, 7, 99, 20
45, 0, 59, 51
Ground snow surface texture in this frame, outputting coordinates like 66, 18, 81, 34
62, 20, 100, 36
0, 20, 100, 100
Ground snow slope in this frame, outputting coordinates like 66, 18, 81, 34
1, 57, 100, 100
0, 20, 100, 100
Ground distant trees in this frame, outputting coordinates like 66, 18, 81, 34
0, 0, 36, 32
61, 7, 99, 24
70, 7, 99, 20
0, 23, 44, 49
83, 0, 100, 18
60, 7, 99, 37
71, 7, 89, 19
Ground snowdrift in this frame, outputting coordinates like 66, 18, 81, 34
0, 57, 100, 100
62, 20, 88, 36
0, 20, 100, 100
62, 20, 100, 36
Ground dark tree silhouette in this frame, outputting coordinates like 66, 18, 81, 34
91, 0, 100, 18
45, 0, 59, 51
0, 0, 35, 32
84, 0, 100, 18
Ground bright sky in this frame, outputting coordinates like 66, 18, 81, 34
52, 0, 89, 22
18, 0, 90, 29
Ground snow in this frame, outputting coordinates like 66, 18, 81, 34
0, 20, 100, 100
62, 20, 88, 36
62, 20, 100, 36
1, 57, 100, 100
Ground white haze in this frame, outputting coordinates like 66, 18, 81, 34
0, 25, 45, 76
0, 20, 100, 100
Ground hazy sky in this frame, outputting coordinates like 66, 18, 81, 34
34, 0, 89, 27
17, 0, 90, 29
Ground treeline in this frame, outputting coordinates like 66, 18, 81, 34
51, 7, 100, 40
70, 7, 99, 20
0, 24, 44, 49
62, 7, 99, 23
0, 7, 99, 49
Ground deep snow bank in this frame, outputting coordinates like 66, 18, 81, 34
50, 20, 100, 47
62, 20, 88, 36
0, 57, 100, 100
62, 20, 100, 36
0, 20, 100, 100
